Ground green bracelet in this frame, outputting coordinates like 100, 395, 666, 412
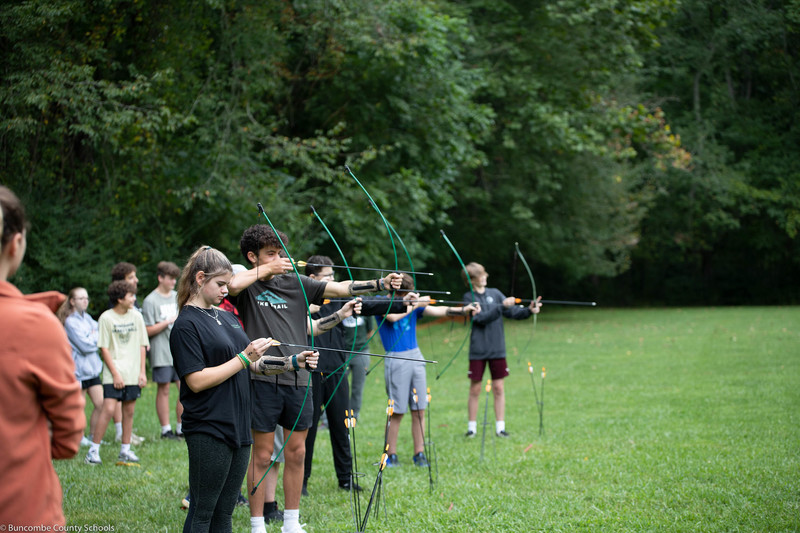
291, 354, 299, 371
237, 352, 250, 370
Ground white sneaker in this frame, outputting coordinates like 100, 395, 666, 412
80, 436, 93, 447
116, 433, 145, 445
281, 523, 307, 533
117, 449, 140, 464
84, 449, 102, 465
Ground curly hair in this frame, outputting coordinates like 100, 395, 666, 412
239, 224, 288, 265
111, 262, 137, 282
108, 280, 135, 308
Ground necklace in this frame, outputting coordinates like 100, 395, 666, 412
193, 305, 221, 325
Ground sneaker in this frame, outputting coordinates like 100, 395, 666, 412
385, 453, 400, 467
496, 430, 511, 438
338, 480, 363, 492
465, 430, 476, 438
116, 432, 145, 445
413, 452, 430, 467
264, 502, 284, 524
84, 449, 102, 465
80, 436, 93, 447
161, 430, 180, 440
181, 493, 190, 509
117, 449, 140, 465
236, 492, 248, 507
281, 523, 307, 533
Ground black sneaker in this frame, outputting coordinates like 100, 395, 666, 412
264, 501, 284, 524
161, 430, 180, 440
496, 430, 511, 438
465, 430, 476, 438
339, 480, 363, 492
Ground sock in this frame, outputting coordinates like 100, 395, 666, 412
468, 420, 477, 433
176, 423, 182, 434
89, 442, 100, 454
120, 443, 130, 455
284, 509, 299, 528
249, 516, 266, 533
496, 420, 505, 434
161, 424, 172, 434
114, 422, 122, 438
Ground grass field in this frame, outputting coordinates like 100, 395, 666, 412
55, 306, 800, 532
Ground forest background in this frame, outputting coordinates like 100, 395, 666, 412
2, 0, 798, 313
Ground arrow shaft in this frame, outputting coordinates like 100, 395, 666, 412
277, 342, 437, 364
298, 261, 432, 276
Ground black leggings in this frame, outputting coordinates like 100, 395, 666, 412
184, 432, 251, 533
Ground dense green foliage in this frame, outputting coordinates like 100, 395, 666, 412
55, 307, 800, 531
1, 0, 796, 307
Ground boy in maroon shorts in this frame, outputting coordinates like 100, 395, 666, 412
462, 262, 541, 437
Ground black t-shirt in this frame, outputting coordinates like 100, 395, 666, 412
229, 274, 327, 387
170, 305, 253, 447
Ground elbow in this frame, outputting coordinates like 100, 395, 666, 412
184, 376, 204, 393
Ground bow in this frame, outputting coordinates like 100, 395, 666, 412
435, 229, 475, 380
514, 242, 538, 362
308, 206, 361, 395
250, 203, 315, 494
344, 165, 399, 353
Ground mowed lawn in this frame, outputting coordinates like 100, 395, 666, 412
55, 306, 800, 532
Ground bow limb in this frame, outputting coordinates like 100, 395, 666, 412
252, 203, 314, 494
364, 214, 417, 376
435, 229, 475, 380
344, 165, 399, 355
514, 242, 538, 355
309, 206, 361, 410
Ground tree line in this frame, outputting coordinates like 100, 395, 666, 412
1, 0, 797, 312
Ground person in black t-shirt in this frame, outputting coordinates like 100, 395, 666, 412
228, 224, 402, 533
302, 255, 411, 495
170, 246, 318, 533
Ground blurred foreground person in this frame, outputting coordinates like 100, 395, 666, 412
0, 185, 85, 527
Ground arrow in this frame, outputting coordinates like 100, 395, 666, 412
294, 260, 433, 276
273, 341, 438, 364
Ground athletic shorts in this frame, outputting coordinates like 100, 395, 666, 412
102, 384, 142, 402
384, 348, 428, 414
152, 365, 179, 384
250, 381, 313, 433
81, 376, 102, 390
468, 358, 509, 382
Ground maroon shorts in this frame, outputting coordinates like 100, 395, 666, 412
468, 358, 509, 382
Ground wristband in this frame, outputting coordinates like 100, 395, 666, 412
291, 354, 299, 371
236, 352, 250, 370
377, 278, 384, 291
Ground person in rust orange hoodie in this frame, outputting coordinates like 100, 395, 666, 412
0, 185, 85, 527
